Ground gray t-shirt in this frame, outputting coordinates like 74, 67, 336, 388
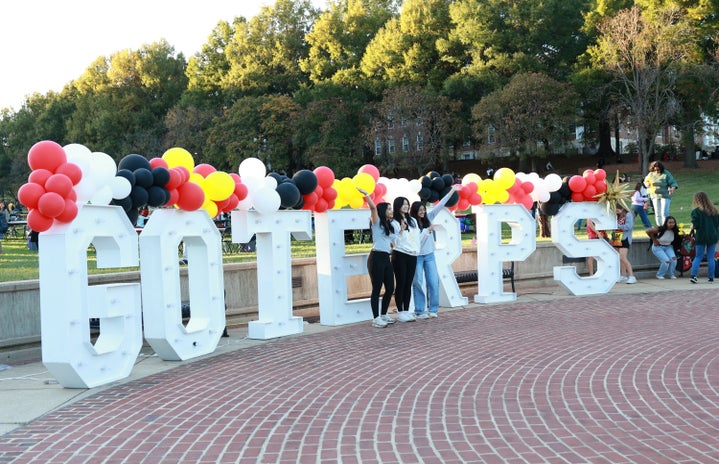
370, 220, 396, 253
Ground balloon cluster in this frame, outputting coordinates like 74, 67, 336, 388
333, 164, 386, 209
567, 169, 608, 202
418, 171, 460, 206
17, 141, 82, 232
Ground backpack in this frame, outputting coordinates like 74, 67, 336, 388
679, 232, 695, 257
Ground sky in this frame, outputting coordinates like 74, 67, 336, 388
0, 0, 325, 111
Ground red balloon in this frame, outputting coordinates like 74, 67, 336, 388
44, 173, 74, 197
222, 194, 239, 212
582, 170, 596, 185
165, 169, 183, 190
234, 182, 248, 201
358, 164, 380, 181
174, 166, 190, 183
521, 182, 534, 194
56, 199, 79, 223
323, 187, 338, 202
314, 198, 329, 213
303, 192, 318, 206
27, 209, 55, 232
37, 192, 66, 218
17, 182, 46, 210
149, 157, 169, 169
313, 166, 336, 189
28, 168, 53, 186
582, 184, 597, 200
165, 188, 180, 206
176, 182, 205, 211
595, 181, 607, 194
55, 162, 83, 185
594, 169, 607, 181
571, 192, 585, 202
567, 175, 587, 193
457, 198, 470, 211
469, 193, 482, 205
193, 163, 216, 177
27, 140, 67, 172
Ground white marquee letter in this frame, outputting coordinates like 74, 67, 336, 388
140, 209, 226, 360
551, 202, 619, 295
40, 205, 141, 388
473, 204, 536, 303
231, 210, 312, 339
432, 207, 468, 307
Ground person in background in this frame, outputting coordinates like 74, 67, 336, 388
410, 184, 460, 319
689, 191, 719, 284
391, 196, 419, 322
643, 161, 678, 226
585, 218, 602, 276
646, 216, 682, 279
0, 201, 10, 254
612, 205, 637, 284
630, 182, 652, 228
358, 188, 397, 328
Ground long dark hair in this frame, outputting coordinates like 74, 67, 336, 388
410, 201, 430, 229
374, 202, 392, 236
656, 215, 678, 237
392, 196, 415, 228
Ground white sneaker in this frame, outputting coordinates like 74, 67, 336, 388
372, 316, 388, 328
381, 314, 396, 324
670, 275, 677, 280
428, 312, 438, 318
397, 311, 416, 322
617, 276, 628, 283
656, 275, 665, 280
415, 313, 430, 320
626, 276, 637, 284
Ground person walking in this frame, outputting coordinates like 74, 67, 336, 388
0, 201, 10, 254
410, 184, 460, 319
643, 161, 678, 226
631, 182, 652, 228
391, 196, 420, 322
646, 216, 682, 279
359, 189, 397, 328
611, 205, 637, 284
689, 192, 719, 284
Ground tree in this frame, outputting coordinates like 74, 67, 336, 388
367, 86, 464, 176
471, 73, 579, 172
587, 6, 696, 174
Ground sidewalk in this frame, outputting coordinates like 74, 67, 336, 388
1, 274, 718, 463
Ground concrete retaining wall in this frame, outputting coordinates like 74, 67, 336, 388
0, 238, 662, 355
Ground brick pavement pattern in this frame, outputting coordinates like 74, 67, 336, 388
1, 288, 719, 463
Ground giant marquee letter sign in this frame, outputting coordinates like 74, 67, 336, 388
139, 209, 226, 360
551, 202, 619, 295
314, 209, 372, 326
231, 210, 312, 339
431, 207, 468, 307
40, 205, 142, 389
473, 204, 536, 303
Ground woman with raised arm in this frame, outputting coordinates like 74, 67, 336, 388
410, 184, 460, 319
358, 188, 397, 328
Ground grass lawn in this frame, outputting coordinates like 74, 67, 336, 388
2, 160, 717, 283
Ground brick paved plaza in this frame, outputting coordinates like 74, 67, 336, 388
1, 285, 719, 463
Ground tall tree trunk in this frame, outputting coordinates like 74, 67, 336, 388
595, 116, 616, 159
682, 123, 698, 168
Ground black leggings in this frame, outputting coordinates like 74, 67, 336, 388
392, 251, 417, 312
367, 251, 394, 318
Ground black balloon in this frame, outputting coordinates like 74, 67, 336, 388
268, 172, 285, 184
147, 186, 167, 207
540, 202, 560, 216
118, 154, 151, 172
134, 168, 153, 188
276, 182, 301, 209
427, 171, 440, 179
126, 208, 140, 227
130, 185, 149, 209
446, 191, 460, 207
429, 189, 440, 203
419, 187, 432, 201
441, 174, 454, 187
420, 176, 432, 188
111, 196, 133, 212
152, 167, 170, 187
292, 170, 318, 195
431, 177, 445, 192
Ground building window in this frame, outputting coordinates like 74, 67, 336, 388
416, 117, 423, 126
416, 133, 424, 151
400, 117, 407, 128
402, 135, 409, 152
374, 138, 382, 156
387, 138, 396, 154
487, 126, 496, 145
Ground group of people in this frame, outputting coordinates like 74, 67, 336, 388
604, 160, 718, 283
361, 184, 460, 328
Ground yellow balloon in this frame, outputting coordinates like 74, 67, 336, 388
189, 173, 206, 187
349, 195, 364, 209
495, 189, 509, 203
205, 171, 235, 201
201, 198, 219, 218
352, 172, 376, 195
162, 147, 195, 171
493, 168, 516, 190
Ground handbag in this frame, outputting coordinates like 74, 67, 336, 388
680, 230, 696, 257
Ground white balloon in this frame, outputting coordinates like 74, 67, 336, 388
64, 144, 92, 179
238, 157, 266, 180
90, 185, 113, 205
252, 187, 280, 214
408, 179, 422, 194
544, 173, 563, 192
110, 176, 132, 200
90, 152, 118, 184
236, 196, 253, 211
73, 180, 96, 203
264, 175, 278, 190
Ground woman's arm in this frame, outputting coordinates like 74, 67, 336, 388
427, 184, 461, 221
357, 188, 378, 224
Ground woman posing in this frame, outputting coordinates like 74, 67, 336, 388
689, 192, 719, 284
410, 184, 461, 319
359, 189, 397, 328
643, 161, 678, 226
391, 196, 420, 322
612, 205, 637, 284
646, 216, 682, 279
631, 182, 652, 228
